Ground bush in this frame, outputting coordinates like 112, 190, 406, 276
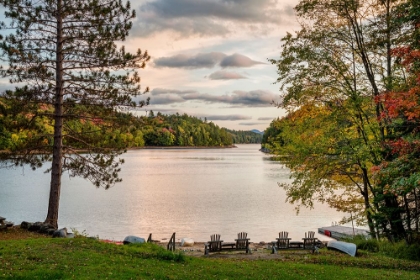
346, 235, 420, 261
356, 239, 380, 252
379, 241, 420, 262
345, 235, 379, 252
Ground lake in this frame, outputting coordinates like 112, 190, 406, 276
0, 144, 348, 242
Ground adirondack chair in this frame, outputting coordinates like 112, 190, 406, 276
205, 234, 223, 254
167, 232, 176, 251
276, 231, 291, 249
235, 232, 250, 253
302, 231, 316, 250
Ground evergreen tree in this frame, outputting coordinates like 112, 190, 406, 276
0, 0, 150, 228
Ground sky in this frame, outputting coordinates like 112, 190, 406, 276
0, 0, 301, 132
125, 0, 300, 131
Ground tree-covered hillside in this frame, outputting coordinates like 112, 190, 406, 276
0, 102, 234, 150
226, 129, 263, 144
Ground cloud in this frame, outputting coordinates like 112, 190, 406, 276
151, 88, 198, 95
148, 94, 186, 105
208, 70, 247, 80
204, 115, 252, 121
148, 88, 278, 107
132, 0, 295, 38
258, 117, 275, 121
220, 54, 264, 68
154, 52, 226, 69
153, 52, 262, 69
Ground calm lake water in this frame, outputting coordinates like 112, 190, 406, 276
0, 144, 348, 242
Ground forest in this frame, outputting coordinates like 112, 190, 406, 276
226, 129, 263, 144
0, 101, 266, 149
262, 0, 420, 243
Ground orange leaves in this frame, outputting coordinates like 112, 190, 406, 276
377, 87, 420, 121
391, 46, 420, 70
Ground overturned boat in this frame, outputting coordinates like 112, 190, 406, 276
327, 240, 357, 257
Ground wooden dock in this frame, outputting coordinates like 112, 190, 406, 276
318, 225, 370, 240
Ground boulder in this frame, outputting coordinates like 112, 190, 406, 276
21, 221, 32, 229
180, 238, 194, 247
123, 235, 145, 245
52, 227, 68, 238
28, 222, 43, 232
39, 223, 55, 234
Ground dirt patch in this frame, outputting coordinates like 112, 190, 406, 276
159, 241, 316, 260
0, 226, 49, 240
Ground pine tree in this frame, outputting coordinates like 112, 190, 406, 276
0, 0, 150, 228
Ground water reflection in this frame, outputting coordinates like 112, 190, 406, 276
0, 144, 348, 242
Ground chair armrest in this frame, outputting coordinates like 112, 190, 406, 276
207, 240, 223, 243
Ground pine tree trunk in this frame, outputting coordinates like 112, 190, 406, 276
44, 0, 64, 229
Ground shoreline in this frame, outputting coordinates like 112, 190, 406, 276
130, 145, 238, 150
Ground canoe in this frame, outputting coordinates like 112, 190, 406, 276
327, 240, 357, 257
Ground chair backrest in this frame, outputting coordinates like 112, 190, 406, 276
237, 232, 247, 240
210, 234, 221, 242
305, 231, 315, 238
209, 234, 222, 251
279, 231, 289, 239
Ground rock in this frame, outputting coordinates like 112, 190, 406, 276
21, 221, 32, 229
180, 238, 194, 247
39, 223, 55, 234
123, 235, 145, 245
28, 222, 43, 232
66, 233, 75, 238
53, 228, 68, 238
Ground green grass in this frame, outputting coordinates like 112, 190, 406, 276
1, 237, 419, 279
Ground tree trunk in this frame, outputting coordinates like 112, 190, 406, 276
44, 0, 64, 229
384, 196, 406, 241
362, 167, 376, 238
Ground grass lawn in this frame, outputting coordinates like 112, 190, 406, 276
1, 228, 419, 279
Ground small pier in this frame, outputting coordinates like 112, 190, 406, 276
318, 225, 369, 240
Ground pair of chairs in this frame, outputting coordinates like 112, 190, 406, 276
272, 231, 319, 253
204, 232, 250, 255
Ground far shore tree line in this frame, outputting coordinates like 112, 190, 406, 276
0, 103, 266, 150
263, 0, 420, 243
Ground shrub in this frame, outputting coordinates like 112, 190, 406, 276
379, 241, 420, 262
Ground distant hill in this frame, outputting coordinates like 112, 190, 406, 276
226, 129, 263, 144
250, 129, 264, 135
